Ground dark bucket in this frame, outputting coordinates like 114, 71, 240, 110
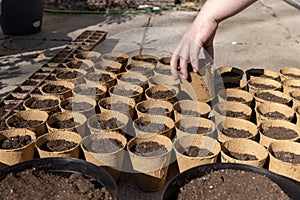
0, 0, 44, 35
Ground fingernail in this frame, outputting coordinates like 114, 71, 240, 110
193, 68, 198, 73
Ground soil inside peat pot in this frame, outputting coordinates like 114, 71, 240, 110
135, 121, 169, 133
0, 135, 32, 149
256, 92, 289, 104
9, 117, 43, 128
180, 126, 212, 134
88, 138, 124, 153
273, 151, 300, 164
262, 127, 298, 140
0, 120, 8, 131
101, 101, 130, 111
63, 102, 94, 112
85, 73, 113, 82
283, 73, 300, 79
0, 169, 113, 200
177, 169, 290, 200
251, 83, 277, 90
225, 152, 258, 161
132, 141, 167, 157
28, 99, 59, 109
177, 109, 201, 117
149, 90, 175, 100
292, 95, 300, 101
140, 106, 169, 115
222, 128, 253, 138
22, 80, 38, 86
119, 77, 141, 83
155, 68, 172, 76
52, 118, 80, 129
91, 118, 124, 130
43, 85, 70, 94
223, 110, 248, 118
41, 139, 77, 152
289, 85, 300, 89
56, 71, 83, 80
183, 146, 214, 157
226, 96, 246, 103
74, 87, 104, 96
112, 88, 139, 97
31, 74, 47, 80
67, 61, 90, 70
262, 111, 286, 120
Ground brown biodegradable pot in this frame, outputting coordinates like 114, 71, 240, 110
55, 68, 86, 84
173, 100, 211, 122
133, 115, 174, 138
60, 95, 96, 118
259, 119, 300, 147
248, 77, 282, 95
46, 111, 87, 135
65, 59, 94, 72
221, 138, 268, 168
98, 96, 135, 119
135, 99, 173, 119
145, 85, 178, 104
254, 90, 292, 108
131, 54, 158, 66
216, 117, 258, 143
215, 66, 244, 80
217, 88, 253, 106
153, 65, 172, 76
174, 135, 220, 173
101, 52, 129, 71
213, 101, 252, 124
255, 102, 294, 126
23, 95, 60, 114
148, 75, 180, 88
87, 111, 129, 135
246, 68, 279, 81
268, 140, 300, 182
158, 57, 171, 65
290, 90, 300, 109
280, 67, 300, 81
0, 129, 36, 165
116, 71, 148, 89
126, 61, 155, 78
296, 106, 300, 127
109, 83, 144, 103
73, 83, 107, 102
84, 71, 117, 89
35, 130, 81, 158
81, 131, 127, 182
175, 117, 215, 138
282, 79, 300, 95
6, 110, 48, 137
94, 61, 122, 74
127, 135, 172, 191
74, 50, 101, 62
40, 81, 74, 100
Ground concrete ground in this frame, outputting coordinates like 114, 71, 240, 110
0, 0, 299, 199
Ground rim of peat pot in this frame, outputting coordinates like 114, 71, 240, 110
0, 157, 118, 200
162, 163, 300, 200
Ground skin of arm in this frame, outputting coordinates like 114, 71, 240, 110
171, 0, 257, 80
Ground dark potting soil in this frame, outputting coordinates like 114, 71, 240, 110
112, 89, 139, 97
180, 126, 212, 134
29, 99, 59, 109
262, 111, 286, 120
74, 87, 104, 96
132, 141, 167, 157
22, 80, 38, 86
273, 151, 300, 165
95, 65, 117, 72
177, 169, 290, 200
262, 126, 298, 139
222, 128, 252, 138
89, 138, 124, 153
41, 139, 77, 152
67, 61, 90, 70
283, 73, 300, 79
129, 66, 151, 73
149, 90, 175, 99
226, 96, 246, 103
251, 83, 277, 90
155, 69, 172, 75
133, 58, 157, 64
31, 74, 47, 79
43, 85, 70, 94
92, 118, 124, 130
85, 73, 113, 82
256, 92, 289, 104
135, 121, 169, 133
119, 77, 141, 83
101, 101, 130, 111
9, 117, 43, 128
63, 102, 94, 111
140, 106, 169, 115
225, 151, 258, 161
220, 71, 242, 78
56, 71, 83, 80
51, 118, 80, 129
0, 135, 32, 149
99, 74, 113, 82
177, 109, 201, 117
0, 120, 8, 131
225, 111, 248, 118
290, 85, 300, 89
0, 169, 112, 200
183, 146, 214, 157
292, 95, 300, 101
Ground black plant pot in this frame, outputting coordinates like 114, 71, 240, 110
0, 157, 118, 200
162, 163, 300, 200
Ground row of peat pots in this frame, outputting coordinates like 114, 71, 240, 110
0, 50, 300, 198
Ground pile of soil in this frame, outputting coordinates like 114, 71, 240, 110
256, 92, 289, 104
0, 135, 32, 149
183, 146, 213, 157
135, 122, 169, 133
28, 99, 59, 109
0, 169, 113, 200
9, 117, 43, 128
51, 119, 79, 129
177, 109, 201, 117
177, 169, 289, 200
41, 139, 77, 152
89, 138, 124, 153
251, 83, 277, 90
63, 102, 94, 111
112, 89, 139, 97
91, 118, 124, 130
101, 101, 130, 111
149, 90, 175, 99
262, 127, 298, 139
43, 85, 70, 94
222, 128, 253, 138
132, 141, 167, 157
140, 106, 169, 115
179, 126, 211, 134
262, 111, 286, 119
225, 151, 258, 161
273, 151, 300, 164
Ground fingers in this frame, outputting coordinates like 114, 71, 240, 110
189, 42, 200, 73
170, 54, 179, 80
